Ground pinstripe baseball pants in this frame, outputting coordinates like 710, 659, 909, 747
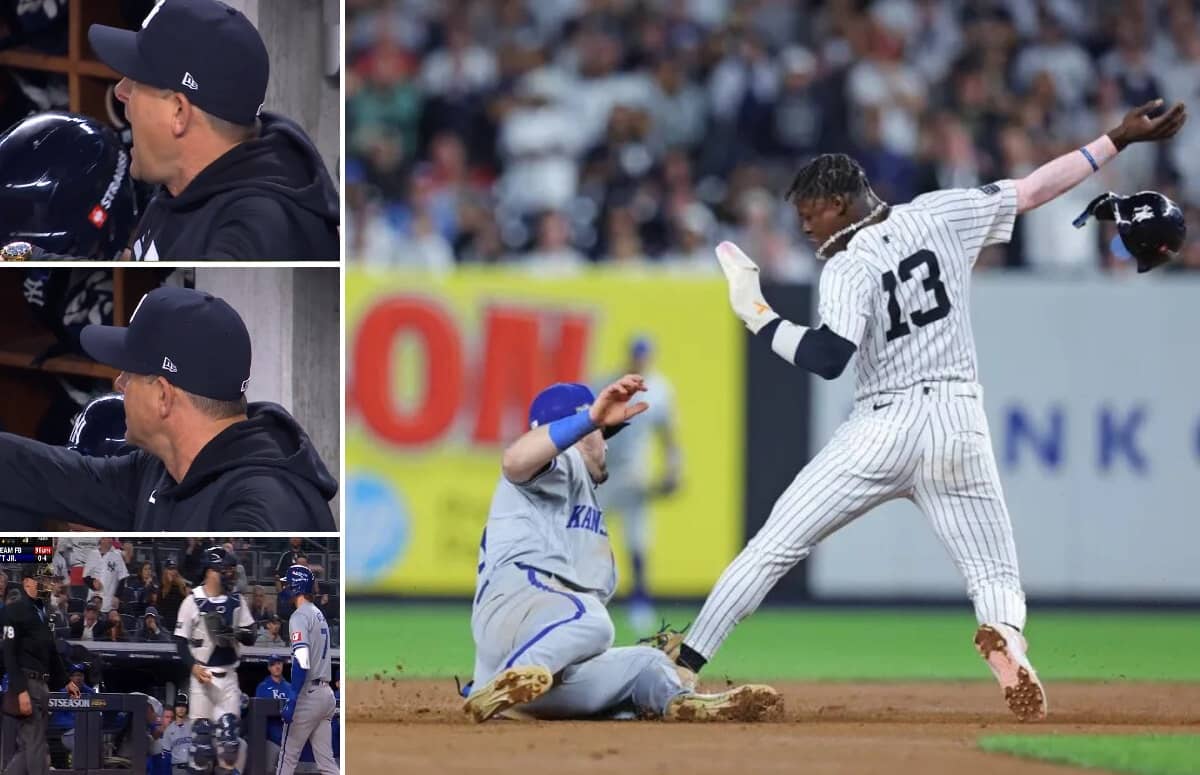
686, 381, 1026, 660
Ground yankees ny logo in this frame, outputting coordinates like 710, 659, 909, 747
1131, 204, 1155, 223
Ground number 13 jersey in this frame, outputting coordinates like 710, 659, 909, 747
819, 179, 1018, 401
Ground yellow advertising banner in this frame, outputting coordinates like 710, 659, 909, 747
345, 269, 744, 596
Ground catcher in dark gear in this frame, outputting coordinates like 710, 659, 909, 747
1074, 190, 1187, 272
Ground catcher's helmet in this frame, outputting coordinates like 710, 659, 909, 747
0, 111, 138, 259
528, 383, 625, 439
281, 564, 315, 597
67, 393, 132, 457
204, 546, 238, 591
1074, 190, 1186, 273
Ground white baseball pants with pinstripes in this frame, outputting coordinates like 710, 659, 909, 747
686, 381, 1026, 661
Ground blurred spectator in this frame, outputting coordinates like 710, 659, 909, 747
104, 609, 128, 642
138, 607, 171, 643
118, 561, 160, 620
70, 603, 107, 640
256, 615, 287, 647
158, 560, 189, 631
250, 585, 272, 622
521, 211, 588, 273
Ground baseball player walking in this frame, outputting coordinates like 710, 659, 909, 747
275, 565, 337, 775
173, 547, 255, 774
463, 378, 780, 723
672, 98, 1188, 722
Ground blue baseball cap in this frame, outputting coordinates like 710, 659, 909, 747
268, 654, 284, 665
89, 0, 270, 126
80, 287, 251, 401
631, 336, 653, 358
528, 382, 626, 439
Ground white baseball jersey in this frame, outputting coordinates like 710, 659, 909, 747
819, 180, 1017, 400
174, 587, 255, 668
684, 180, 1027, 667
82, 547, 128, 612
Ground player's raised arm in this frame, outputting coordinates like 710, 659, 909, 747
1012, 99, 1187, 215
715, 242, 861, 380
500, 376, 648, 484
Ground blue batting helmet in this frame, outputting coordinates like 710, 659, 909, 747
282, 564, 315, 597
67, 393, 132, 457
528, 383, 626, 439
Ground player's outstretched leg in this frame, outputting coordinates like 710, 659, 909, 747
913, 396, 1045, 721
463, 665, 554, 723
974, 623, 1047, 721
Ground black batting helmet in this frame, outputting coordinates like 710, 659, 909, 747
1074, 190, 1187, 273
0, 111, 138, 259
204, 546, 239, 592
67, 393, 133, 457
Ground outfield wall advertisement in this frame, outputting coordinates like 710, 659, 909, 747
346, 270, 744, 596
809, 276, 1200, 600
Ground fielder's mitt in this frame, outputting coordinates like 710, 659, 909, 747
202, 612, 237, 648
638, 621, 689, 662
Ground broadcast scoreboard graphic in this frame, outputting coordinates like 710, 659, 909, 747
0, 537, 53, 564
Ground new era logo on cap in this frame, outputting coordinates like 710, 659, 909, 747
181, 72, 199, 91
161, 356, 178, 373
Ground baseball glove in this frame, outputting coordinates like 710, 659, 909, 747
202, 612, 237, 648
638, 621, 689, 662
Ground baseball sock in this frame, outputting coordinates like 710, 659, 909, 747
677, 644, 707, 673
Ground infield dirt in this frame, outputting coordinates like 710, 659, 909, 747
349, 679, 1200, 774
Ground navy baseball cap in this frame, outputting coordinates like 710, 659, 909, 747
80, 287, 251, 401
268, 654, 284, 665
528, 382, 626, 439
89, 0, 270, 126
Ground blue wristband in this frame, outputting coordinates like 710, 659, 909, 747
1079, 147, 1099, 172
547, 411, 596, 450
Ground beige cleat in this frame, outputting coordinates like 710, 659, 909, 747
975, 624, 1048, 722
463, 666, 554, 723
665, 684, 783, 722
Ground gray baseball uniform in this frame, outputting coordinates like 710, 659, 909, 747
161, 719, 192, 770
469, 446, 688, 718
276, 601, 336, 775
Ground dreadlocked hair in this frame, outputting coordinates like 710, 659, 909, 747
785, 153, 870, 203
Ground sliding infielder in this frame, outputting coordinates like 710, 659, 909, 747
276, 564, 338, 775
463, 377, 780, 722
672, 98, 1187, 721
174, 547, 255, 773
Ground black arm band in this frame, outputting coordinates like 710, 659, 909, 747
755, 321, 856, 379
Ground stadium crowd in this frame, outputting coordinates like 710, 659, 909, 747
346, 0, 1200, 278
12, 537, 341, 645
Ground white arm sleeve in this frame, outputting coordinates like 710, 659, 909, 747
292, 644, 311, 669
174, 595, 196, 638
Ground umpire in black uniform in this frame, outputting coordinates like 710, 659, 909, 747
2, 565, 80, 775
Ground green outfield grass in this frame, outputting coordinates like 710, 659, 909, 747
980, 735, 1200, 775
348, 603, 1200, 682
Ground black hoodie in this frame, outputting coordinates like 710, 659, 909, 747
0, 403, 337, 531
128, 113, 340, 260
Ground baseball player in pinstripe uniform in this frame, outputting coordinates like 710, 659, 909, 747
275, 565, 337, 775
672, 98, 1187, 722
463, 377, 781, 723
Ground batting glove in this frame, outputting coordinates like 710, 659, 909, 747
715, 241, 779, 334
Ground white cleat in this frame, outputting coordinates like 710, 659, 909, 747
463, 666, 553, 723
974, 623, 1048, 721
